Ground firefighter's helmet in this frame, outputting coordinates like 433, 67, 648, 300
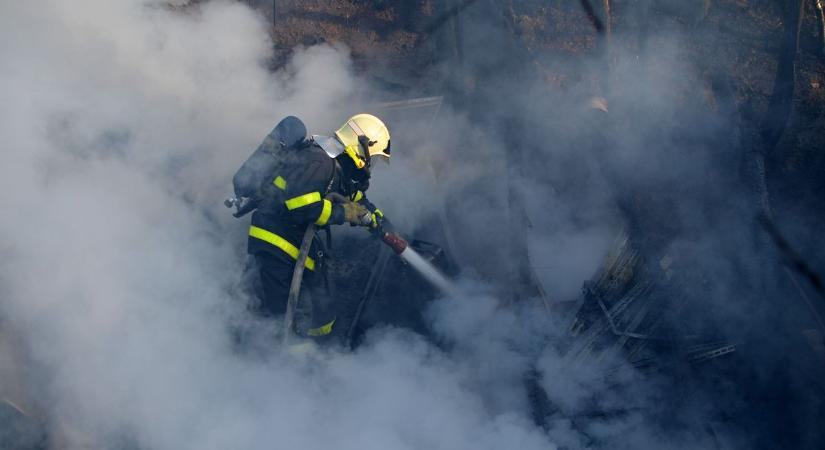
335, 114, 391, 166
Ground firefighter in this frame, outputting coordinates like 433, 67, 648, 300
247, 113, 391, 339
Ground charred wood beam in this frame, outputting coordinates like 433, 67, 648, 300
816, 0, 825, 55
745, 0, 803, 223
740, 1, 803, 313
603, 0, 612, 37
373, 96, 443, 111
450, 0, 465, 75
491, 1, 548, 304
579, 0, 612, 97
761, 0, 805, 153
579, 0, 605, 32
759, 214, 825, 298
759, 214, 825, 336
577, 0, 612, 44
422, 0, 480, 35
599, 0, 612, 96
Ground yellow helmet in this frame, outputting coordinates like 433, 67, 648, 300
335, 113, 391, 166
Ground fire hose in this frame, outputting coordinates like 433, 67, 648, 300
283, 194, 409, 343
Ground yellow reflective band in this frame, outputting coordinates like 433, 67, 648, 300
307, 318, 336, 336
248, 226, 315, 271
374, 208, 383, 218
285, 192, 322, 210
353, 191, 364, 202
315, 199, 332, 226
273, 176, 287, 190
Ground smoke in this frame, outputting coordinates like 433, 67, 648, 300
0, 1, 558, 449
1, 0, 821, 449
367, 2, 822, 448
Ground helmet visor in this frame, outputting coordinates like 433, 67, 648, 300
313, 134, 345, 158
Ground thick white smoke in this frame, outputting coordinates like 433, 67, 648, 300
1, 0, 769, 448
0, 1, 559, 448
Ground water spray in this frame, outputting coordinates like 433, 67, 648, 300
365, 213, 458, 297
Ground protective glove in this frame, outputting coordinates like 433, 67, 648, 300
366, 209, 384, 229
342, 201, 370, 226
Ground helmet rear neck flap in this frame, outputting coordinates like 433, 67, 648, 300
336, 149, 370, 195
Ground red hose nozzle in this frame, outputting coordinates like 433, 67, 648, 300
382, 232, 408, 255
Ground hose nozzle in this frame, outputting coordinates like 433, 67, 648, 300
381, 232, 408, 255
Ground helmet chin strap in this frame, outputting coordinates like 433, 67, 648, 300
357, 135, 372, 168
347, 119, 374, 168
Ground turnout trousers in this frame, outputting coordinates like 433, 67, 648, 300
252, 251, 339, 340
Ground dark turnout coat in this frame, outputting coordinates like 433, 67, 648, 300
246, 141, 379, 336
